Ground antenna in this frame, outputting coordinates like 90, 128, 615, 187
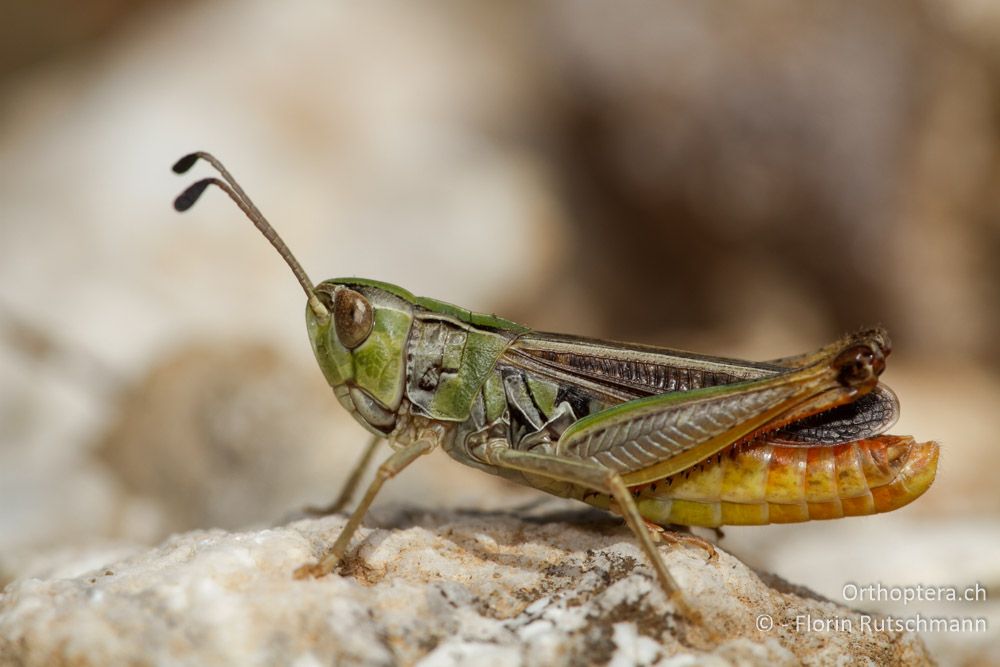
172, 152, 329, 321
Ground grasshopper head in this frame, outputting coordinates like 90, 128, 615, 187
307, 280, 415, 435
172, 152, 414, 436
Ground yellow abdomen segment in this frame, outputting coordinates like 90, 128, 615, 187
631, 436, 938, 527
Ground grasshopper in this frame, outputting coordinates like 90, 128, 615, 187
171, 152, 939, 620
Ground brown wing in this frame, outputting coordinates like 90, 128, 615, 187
506, 331, 899, 445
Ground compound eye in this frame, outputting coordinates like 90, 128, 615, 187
334, 289, 374, 349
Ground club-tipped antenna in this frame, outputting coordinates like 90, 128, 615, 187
172, 152, 329, 321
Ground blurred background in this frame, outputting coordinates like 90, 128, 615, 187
0, 1, 997, 663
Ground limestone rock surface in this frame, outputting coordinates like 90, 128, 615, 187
0, 507, 931, 666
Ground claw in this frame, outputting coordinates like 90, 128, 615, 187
293, 560, 336, 579
662, 531, 718, 563
643, 520, 718, 562
302, 502, 347, 517
292, 563, 319, 579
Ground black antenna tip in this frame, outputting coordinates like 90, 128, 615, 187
172, 153, 201, 174
174, 178, 213, 212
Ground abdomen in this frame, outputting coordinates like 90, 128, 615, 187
625, 436, 938, 527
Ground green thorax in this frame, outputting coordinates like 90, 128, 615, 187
404, 313, 515, 421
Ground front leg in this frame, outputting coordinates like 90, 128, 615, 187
479, 443, 698, 621
294, 433, 436, 579
304, 435, 382, 516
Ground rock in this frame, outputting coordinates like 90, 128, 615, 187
0, 506, 931, 666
